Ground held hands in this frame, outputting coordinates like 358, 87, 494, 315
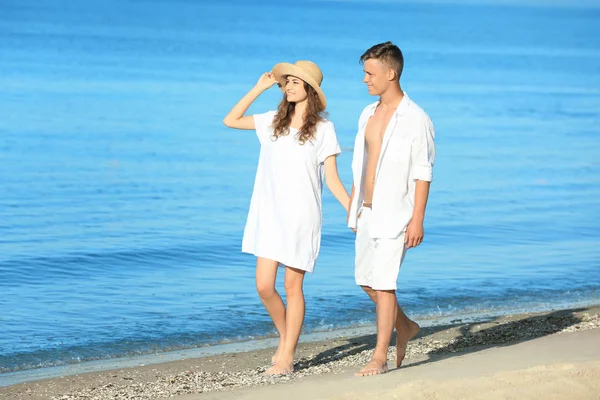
404, 218, 424, 249
255, 72, 278, 91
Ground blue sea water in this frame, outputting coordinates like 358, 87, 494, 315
1, 0, 600, 378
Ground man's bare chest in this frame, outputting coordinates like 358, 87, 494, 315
365, 111, 394, 146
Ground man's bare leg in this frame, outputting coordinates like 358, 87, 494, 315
361, 286, 420, 368
255, 257, 286, 366
394, 305, 420, 367
266, 266, 306, 375
356, 289, 397, 376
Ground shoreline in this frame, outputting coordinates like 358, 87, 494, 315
1, 304, 599, 399
3, 297, 599, 386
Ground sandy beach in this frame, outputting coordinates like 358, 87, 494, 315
192, 328, 600, 400
1, 306, 599, 400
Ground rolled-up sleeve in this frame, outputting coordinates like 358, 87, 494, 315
411, 116, 436, 182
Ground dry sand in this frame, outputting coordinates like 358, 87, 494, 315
193, 324, 600, 400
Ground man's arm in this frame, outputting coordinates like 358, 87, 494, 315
404, 180, 430, 248
405, 116, 435, 248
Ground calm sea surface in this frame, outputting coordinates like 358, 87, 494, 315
1, 0, 599, 377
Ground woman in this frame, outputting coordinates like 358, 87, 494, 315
223, 60, 350, 375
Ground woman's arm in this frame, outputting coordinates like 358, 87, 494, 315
324, 156, 351, 212
223, 73, 278, 130
347, 183, 355, 230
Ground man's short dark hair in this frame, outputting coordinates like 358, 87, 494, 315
360, 41, 404, 81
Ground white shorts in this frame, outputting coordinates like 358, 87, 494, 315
355, 208, 407, 291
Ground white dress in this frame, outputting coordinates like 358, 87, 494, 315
242, 111, 342, 273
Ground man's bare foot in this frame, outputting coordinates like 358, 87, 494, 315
396, 319, 420, 368
265, 359, 294, 375
355, 358, 389, 377
271, 341, 285, 365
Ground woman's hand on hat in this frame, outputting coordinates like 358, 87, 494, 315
256, 72, 278, 91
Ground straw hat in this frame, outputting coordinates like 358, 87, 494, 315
272, 60, 327, 108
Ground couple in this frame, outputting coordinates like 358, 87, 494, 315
223, 41, 435, 377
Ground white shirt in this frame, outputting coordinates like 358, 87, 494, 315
347, 93, 436, 238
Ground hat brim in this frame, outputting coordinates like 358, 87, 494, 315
272, 63, 327, 108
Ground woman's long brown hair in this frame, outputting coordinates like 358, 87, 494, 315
271, 82, 326, 145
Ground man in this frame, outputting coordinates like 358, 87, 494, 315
347, 41, 436, 376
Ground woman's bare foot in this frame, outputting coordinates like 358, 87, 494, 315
271, 340, 286, 365
396, 319, 420, 368
265, 358, 294, 375
355, 358, 389, 377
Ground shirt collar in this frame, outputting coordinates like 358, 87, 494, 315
366, 91, 411, 117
